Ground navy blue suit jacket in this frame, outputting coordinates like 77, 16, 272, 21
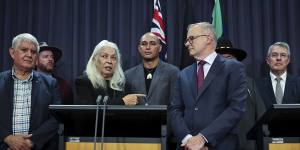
0, 70, 61, 150
169, 55, 247, 150
256, 74, 300, 109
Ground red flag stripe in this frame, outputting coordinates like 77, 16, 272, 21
152, 19, 165, 35
152, 32, 166, 43
151, 0, 166, 44
153, 10, 165, 31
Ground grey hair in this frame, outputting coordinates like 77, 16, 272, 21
267, 42, 290, 57
12, 33, 39, 52
187, 22, 217, 43
85, 40, 125, 91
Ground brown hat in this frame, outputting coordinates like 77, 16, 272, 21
216, 37, 247, 61
39, 42, 62, 62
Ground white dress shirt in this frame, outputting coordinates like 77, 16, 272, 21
270, 71, 287, 96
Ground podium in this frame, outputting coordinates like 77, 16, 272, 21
49, 105, 167, 150
247, 104, 300, 150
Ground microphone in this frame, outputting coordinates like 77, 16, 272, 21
102, 95, 109, 105
93, 95, 102, 150
100, 96, 109, 150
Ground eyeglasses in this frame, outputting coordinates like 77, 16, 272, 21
185, 35, 209, 44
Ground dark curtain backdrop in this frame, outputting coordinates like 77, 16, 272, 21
1, 0, 300, 85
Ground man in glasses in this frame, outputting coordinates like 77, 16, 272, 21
256, 42, 300, 109
169, 22, 247, 150
123, 32, 179, 106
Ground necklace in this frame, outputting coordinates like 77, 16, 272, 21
145, 68, 155, 79
147, 73, 152, 79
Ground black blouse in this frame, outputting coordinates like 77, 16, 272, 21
74, 74, 124, 105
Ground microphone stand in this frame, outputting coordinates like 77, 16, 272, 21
93, 95, 102, 150
100, 96, 109, 150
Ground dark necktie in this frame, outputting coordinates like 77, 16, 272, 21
197, 60, 206, 91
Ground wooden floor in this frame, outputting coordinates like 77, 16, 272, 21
66, 142, 161, 150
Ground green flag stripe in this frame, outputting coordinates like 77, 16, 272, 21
212, 0, 223, 39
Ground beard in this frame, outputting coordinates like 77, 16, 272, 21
37, 63, 54, 74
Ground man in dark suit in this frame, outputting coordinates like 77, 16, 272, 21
216, 37, 266, 150
0, 33, 61, 150
169, 22, 247, 150
36, 42, 73, 105
123, 32, 179, 105
123, 32, 179, 149
257, 42, 300, 109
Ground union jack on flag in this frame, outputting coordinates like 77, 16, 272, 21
151, 0, 167, 60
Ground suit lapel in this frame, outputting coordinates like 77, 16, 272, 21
265, 77, 277, 104
6, 71, 14, 107
137, 64, 147, 95
187, 63, 197, 99
30, 72, 39, 121
196, 55, 224, 101
282, 74, 293, 104
147, 61, 164, 99
5, 71, 14, 132
182, 63, 197, 101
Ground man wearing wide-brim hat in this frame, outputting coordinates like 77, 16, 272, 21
216, 37, 247, 61
216, 37, 266, 150
36, 42, 73, 104
37, 42, 62, 72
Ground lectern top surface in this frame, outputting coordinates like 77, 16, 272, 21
49, 105, 167, 111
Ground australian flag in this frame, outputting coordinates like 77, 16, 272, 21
150, 0, 167, 61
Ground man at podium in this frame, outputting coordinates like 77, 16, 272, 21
256, 42, 300, 108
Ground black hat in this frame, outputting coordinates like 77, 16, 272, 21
216, 37, 247, 61
39, 42, 62, 62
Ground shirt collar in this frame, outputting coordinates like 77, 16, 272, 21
11, 68, 33, 81
270, 71, 287, 82
196, 51, 217, 65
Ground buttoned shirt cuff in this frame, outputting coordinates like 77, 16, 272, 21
181, 134, 193, 145
198, 133, 208, 143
